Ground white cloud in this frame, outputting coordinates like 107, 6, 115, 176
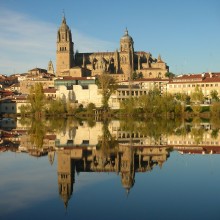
0, 8, 117, 75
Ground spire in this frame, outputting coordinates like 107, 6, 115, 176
125, 27, 128, 36
158, 54, 161, 61
62, 9, 66, 24
126, 188, 130, 198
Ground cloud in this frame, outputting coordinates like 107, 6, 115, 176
0, 9, 56, 74
0, 8, 117, 75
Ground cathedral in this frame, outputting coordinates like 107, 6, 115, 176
56, 16, 169, 81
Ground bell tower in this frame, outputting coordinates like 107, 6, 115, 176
119, 28, 134, 78
56, 15, 74, 76
57, 150, 75, 209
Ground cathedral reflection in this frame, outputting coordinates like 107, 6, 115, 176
57, 144, 170, 208
1, 118, 220, 208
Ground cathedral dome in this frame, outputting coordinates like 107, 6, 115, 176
121, 28, 133, 42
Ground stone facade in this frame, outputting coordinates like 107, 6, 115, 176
20, 79, 54, 94
56, 17, 169, 80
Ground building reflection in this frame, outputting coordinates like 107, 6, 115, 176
57, 144, 169, 207
1, 118, 220, 208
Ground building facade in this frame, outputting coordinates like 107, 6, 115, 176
56, 16, 169, 81
167, 72, 220, 99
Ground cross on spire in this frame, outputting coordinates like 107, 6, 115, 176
62, 9, 66, 24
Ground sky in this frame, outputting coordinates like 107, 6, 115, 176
0, 0, 219, 75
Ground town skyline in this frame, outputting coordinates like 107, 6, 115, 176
0, 0, 220, 75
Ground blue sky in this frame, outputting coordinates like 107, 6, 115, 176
0, 0, 219, 75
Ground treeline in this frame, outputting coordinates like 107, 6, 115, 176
120, 88, 182, 118
19, 83, 220, 119
120, 87, 220, 118
19, 83, 88, 118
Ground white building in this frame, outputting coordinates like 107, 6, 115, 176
56, 84, 120, 109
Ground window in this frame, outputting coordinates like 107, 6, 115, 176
82, 140, 89, 145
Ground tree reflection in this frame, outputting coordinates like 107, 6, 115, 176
97, 119, 118, 155
120, 118, 182, 142
29, 118, 46, 148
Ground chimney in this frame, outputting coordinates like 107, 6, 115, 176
209, 72, 212, 78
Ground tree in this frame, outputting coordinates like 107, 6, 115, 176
137, 72, 143, 79
86, 103, 96, 115
191, 86, 204, 104
28, 83, 45, 117
175, 93, 190, 105
29, 118, 46, 148
132, 71, 143, 80
120, 97, 138, 116
210, 102, 220, 117
190, 86, 204, 114
97, 74, 118, 110
46, 98, 66, 115
132, 71, 138, 80
19, 104, 31, 116
165, 72, 175, 79
210, 90, 219, 102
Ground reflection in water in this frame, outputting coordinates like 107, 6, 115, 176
1, 117, 220, 210
57, 144, 169, 208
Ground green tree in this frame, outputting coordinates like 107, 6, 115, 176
165, 72, 175, 79
175, 93, 190, 105
97, 74, 118, 110
97, 120, 118, 156
132, 71, 138, 80
190, 86, 204, 114
28, 83, 45, 117
120, 97, 138, 116
19, 104, 31, 116
86, 103, 96, 115
46, 98, 66, 116
210, 90, 219, 102
29, 119, 46, 148
137, 72, 143, 79
210, 102, 220, 117
191, 85, 204, 104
